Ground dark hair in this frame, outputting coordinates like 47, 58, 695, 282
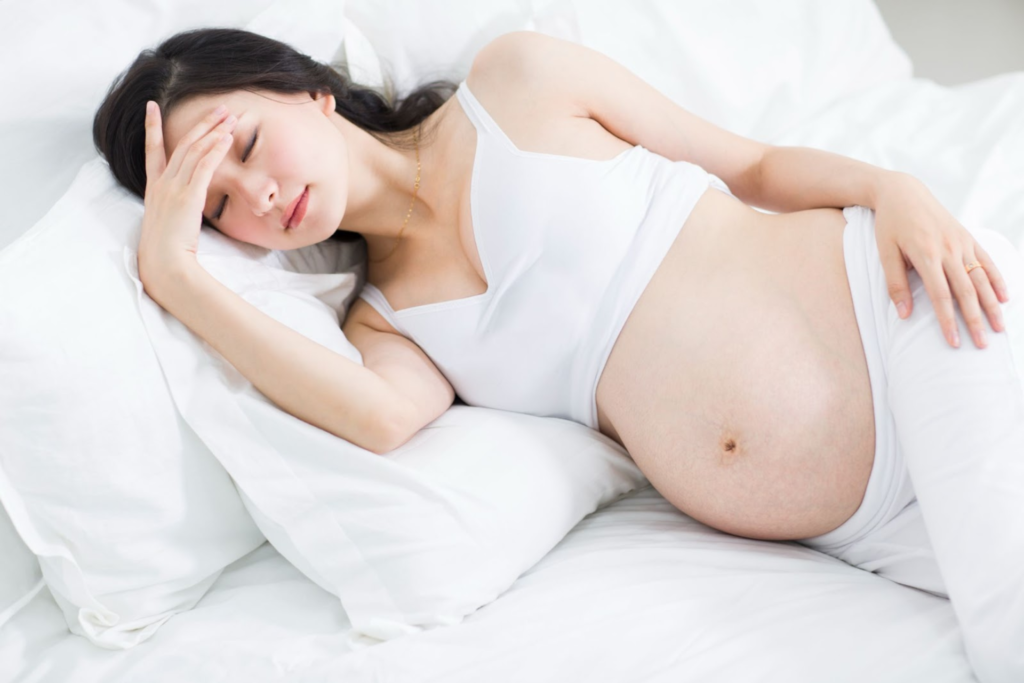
92, 27, 456, 243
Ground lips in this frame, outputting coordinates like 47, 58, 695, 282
282, 187, 309, 228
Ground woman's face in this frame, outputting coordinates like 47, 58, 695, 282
161, 88, 348, 250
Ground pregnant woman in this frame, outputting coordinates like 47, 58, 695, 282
93, 28, 1023, 682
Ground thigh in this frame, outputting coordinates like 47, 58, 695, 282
887, 227, 1024, 523
885, 227, 1024, 681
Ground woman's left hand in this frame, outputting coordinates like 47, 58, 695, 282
873, 172, 1010, 349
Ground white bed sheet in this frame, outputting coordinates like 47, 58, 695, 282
1, 485, 974, 683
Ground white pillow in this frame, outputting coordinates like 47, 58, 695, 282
0, 0, 358, 647
0, 159, 266, 649
127, 255, 648, 643
344, 0, 911, 140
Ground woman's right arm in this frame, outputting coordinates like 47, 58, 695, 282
135, 100, 452, 453
141, 260, 425, 454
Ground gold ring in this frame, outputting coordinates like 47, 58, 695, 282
965, 261, 983, 275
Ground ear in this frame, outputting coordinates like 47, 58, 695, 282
312, 91, 336, 116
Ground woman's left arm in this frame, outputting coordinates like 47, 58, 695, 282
755, 146, 1009, 349
476, 30, 1010, 350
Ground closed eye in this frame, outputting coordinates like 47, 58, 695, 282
212, 127, 258, 221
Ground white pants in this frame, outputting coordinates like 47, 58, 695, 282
798, 206, 1024, 683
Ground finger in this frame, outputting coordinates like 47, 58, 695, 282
192, 132, 235, 189
164, 104, 233, 179
172, 116, 237, 190
878, 239, 914, 319
968, 259, 1005, 335
946, 255, 987, 348
918, 250, 960, 347
144, 101, 167, 192
974, 241, 1011, 304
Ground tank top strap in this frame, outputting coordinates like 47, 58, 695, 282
455, 79, 519, 154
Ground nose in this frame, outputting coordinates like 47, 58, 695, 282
245, 178, 276, 217
232, 173, 276, 218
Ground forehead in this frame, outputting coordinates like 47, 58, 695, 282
161, 89, 300, 152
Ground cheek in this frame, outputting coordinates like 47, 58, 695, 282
219, 221, 267, 248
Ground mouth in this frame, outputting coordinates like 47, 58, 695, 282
283, 186, 309, 229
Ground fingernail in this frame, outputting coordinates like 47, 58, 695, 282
976, 329, 987, 347
146, 101, 154, 115
951, 329, 960, 348
214, 104, 228, 115
896, 301, 908, 319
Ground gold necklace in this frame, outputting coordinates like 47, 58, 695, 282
369, 125, 421, 264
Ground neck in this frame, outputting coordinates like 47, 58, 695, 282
332, 104, 454, 264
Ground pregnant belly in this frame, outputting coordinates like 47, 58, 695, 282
595, 190, 876, 541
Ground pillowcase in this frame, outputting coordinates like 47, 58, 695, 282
127, 250, 649, 643
0, 159, 266, 649
343, 0, 911, 141
0, 504, 44, 629
0, 0, 359, 647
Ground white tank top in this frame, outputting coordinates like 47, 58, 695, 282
358, 79, 733, 430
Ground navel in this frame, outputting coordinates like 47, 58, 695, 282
719, 433, 742, 464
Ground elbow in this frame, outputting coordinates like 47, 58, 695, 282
367, 429, 399, 456
322, 407, 403, 456
368, 392, 452, 455
371, 430, 414, 456
366, 405, 416, 456
364, 419, 398, 456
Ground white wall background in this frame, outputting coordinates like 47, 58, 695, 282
875, 0, 1024, 84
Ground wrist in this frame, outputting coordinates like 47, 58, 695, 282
138, 255, 204, 307
872, 169, 922, 206
867, 168, 897, 207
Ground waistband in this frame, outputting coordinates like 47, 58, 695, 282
800, 206, 917, 550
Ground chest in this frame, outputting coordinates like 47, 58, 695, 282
370, 94, 634, 315
358, 80, 721, 429
371, 141, 661, 418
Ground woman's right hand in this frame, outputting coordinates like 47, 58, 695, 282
138, 100, 238, 285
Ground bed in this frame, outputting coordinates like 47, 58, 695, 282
2, 1, 1022, 681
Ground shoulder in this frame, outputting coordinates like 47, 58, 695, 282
467, 31, 596, 118
471, 30, 585, 77
470, 31, 556, 72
